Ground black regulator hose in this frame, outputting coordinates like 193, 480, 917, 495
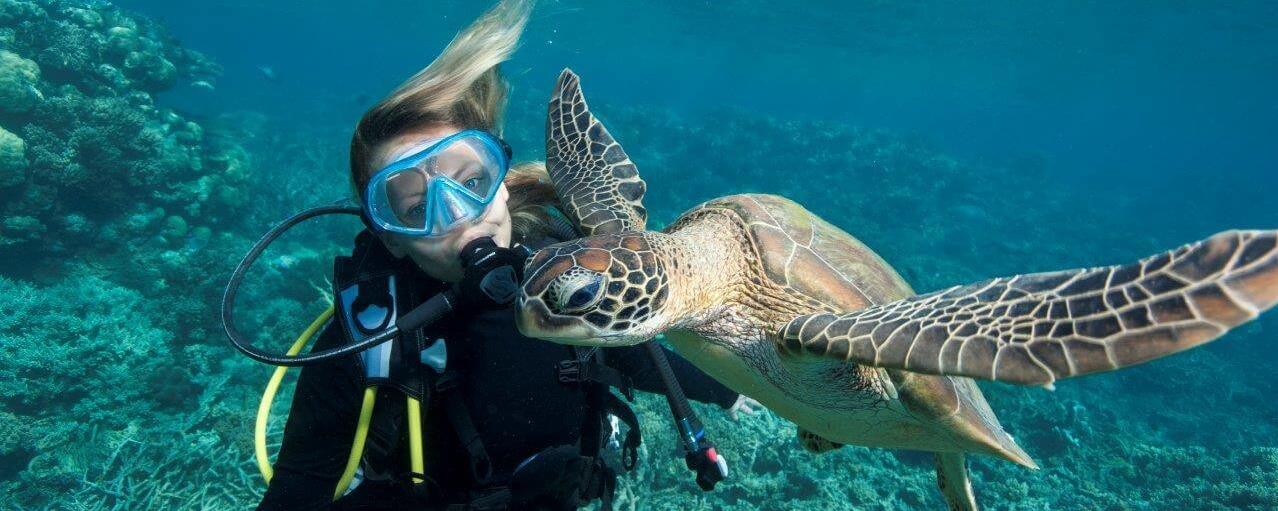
643, 340, 727, 491
221, 204, 457, 367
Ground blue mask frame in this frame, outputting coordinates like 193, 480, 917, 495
363, 130, 511, 237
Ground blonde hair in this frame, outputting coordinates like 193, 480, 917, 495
349, 0, 561, 242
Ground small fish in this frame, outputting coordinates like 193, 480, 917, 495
258, 65, 276, 80
190, 80, 215, 91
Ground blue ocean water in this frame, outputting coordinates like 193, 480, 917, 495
2, 0, 1276, 509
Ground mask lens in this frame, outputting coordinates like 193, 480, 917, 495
384, 169, 430, 230
437, 136, 502, 199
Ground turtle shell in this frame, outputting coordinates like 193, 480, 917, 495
671, 193, 1028, 464
682, 193, 913, 311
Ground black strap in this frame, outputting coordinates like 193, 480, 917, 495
601, 391, 641, 471
554, 359, 634, 400
437, 371, 494, 486
444, 487, 512, 511
579, 458, 616, 510
573, 348, 607, 507
578, 378, 604, 459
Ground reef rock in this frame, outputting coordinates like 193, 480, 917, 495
0, 50, 42, 113
0, 125, 26, 187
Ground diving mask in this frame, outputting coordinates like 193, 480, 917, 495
364, 129, 512, 237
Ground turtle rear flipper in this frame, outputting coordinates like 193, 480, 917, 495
779, 230, 1278, 386
797, 427, 844, 453
936, 453, 978, 511
545, 68, 647, 235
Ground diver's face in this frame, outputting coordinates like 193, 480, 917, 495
370, 125, 512, 283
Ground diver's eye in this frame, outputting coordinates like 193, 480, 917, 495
400, 202, 426, 224
555, 273, 604, 313
463, 177, 481, 191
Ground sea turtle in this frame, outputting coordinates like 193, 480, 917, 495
516, 70, 1278, 510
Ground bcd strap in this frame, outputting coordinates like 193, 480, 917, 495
436, 371, 494, 486
554, 359, 634, 401
576, 379, 606, 508
600, 392, 641, 471
578, 457, 616, 510
336, 266, 429, 401
445, 487, 512, 511
554, 350, 642, 468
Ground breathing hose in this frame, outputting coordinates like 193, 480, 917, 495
255, 305, 335, 482
334, 387, 377, 499
546, 210, 579, 243
643, 340, 728, 491
406, 396, 426, 483
222, 204, 388, 366
222, 204, 456, 366
251, 305, 377, 500
253, 305, 380, 501
244, 224, 508, 497
232, 198, 521, 498
254, 307, 414, 500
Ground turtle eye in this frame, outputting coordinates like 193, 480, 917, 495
556, 273, 604, 313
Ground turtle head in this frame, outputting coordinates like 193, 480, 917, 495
517, 234, 673, 346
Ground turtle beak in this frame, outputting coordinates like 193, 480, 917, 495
516, 298, 602, 346
514, 299, 546, 337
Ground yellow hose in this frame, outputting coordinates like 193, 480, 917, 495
256, 305, 335, 483
334, 386, 377, 499
406, 395, 425, 484
255, 305, 419, 500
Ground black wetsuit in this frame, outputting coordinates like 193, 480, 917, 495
258, 233, 737, 510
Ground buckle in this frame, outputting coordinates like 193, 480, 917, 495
555, 360, 584, 384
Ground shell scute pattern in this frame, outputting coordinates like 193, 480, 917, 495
546, 71, 647, 236
727, 195, 912, 310
666, 194, 1022, 446
781, 230, 1278, 385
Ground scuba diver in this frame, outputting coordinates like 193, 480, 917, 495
240, 1, 758, 509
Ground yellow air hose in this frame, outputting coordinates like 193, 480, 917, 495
255, 304, 426, 500
256, 305, 334, 482
333, 387, 377, 499
406, 395, 425, 483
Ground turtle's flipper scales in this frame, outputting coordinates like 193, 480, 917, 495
545, 69, 647, 235
778, 230, 1278, 386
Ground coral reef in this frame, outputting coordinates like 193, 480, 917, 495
0, 49, 42, 114
0, 0, 233, 269
0, 124, 26, 186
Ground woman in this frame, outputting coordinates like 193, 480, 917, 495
257, 2, 755, 510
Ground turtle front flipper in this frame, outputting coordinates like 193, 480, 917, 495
778, 230, 1278, 386
545, 69, 647, 235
